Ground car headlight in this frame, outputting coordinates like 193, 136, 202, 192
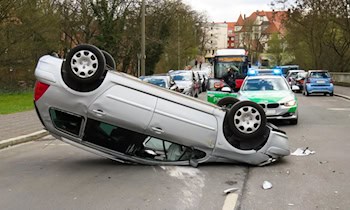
284, 99, 296, 106
280, 96, 296, 107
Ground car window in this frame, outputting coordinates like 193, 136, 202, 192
310, 72, 330, 78
49, 108, 83, 136
83, 119, 205, 162
242, 77, 289, 91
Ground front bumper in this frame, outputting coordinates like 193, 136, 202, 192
261, 104, 298, 120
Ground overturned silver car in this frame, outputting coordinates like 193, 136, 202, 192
34, 44, 289, 167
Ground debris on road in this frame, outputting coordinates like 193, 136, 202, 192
225, 180, 237, 185
262, 181, 272, 190
291, 147, 316, 156
223, 187, 239, 194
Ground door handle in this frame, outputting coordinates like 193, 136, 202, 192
151, 127, 164, 134
93, 109, 105, 117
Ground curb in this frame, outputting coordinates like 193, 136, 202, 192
335, 93, 350, 101
0, 130, 49, 150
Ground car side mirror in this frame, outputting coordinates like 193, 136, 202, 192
221, 87, 232, 93
291, 85, 300, 91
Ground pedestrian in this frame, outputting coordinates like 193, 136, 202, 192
222, 67, 236, 90
199, 61, 202, 70
194, 60, 198, 68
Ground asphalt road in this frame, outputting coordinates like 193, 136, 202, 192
241, 93, 350, 210
1, 92, 349, 210
0, 136, 247, 210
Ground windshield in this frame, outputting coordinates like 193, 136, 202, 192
310, 72, 330, 78
214, 62, 240, 78
242, 77, 289, 91
172, 74, 192, 81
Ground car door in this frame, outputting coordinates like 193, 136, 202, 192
147, 97, 218, 150
87, 84, 157, 134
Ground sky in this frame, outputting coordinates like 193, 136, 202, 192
182, 0, 285, 22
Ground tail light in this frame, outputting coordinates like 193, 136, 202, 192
330, 79, 333, 84
306, 78, 310, 84
34, 81, 50, 101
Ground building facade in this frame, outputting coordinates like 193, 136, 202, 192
204, 22, 228, 60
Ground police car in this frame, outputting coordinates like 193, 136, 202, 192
207, 68, 299, 125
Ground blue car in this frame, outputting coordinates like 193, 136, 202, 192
303, 70, 334, 96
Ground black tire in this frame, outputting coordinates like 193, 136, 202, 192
217, 97, 240, 109
102, 50, 116, 70
330, 92, 334, 96
62, 44, 106, 92
227, 101, 267, 140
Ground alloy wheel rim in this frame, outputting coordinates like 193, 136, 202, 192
233, 106, 261, 134
71, 50, 98, 79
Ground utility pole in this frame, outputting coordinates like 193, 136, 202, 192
177, 19, 180, 70
141, 0, 146, 76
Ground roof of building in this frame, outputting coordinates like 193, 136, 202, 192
236, 14, 245, 26
235, 10, 287, 35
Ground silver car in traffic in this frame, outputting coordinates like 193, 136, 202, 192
34, 44, 290, 167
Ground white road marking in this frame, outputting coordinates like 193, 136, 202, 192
222, 193, 238, 210
327, 108, 350, 111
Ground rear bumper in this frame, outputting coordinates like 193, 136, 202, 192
306, 84, 334, 93
260, 129, 290, 158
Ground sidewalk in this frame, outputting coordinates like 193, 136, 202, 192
335, 85, 350, 100
0, 85, 349, 149
0, 110, 47, 148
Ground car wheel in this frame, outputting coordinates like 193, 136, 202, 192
227, 101, 267, 140
102, 50, 116, 70
330, 92, 334, 96
217, 97, 240, 109
63, 44, 106, 92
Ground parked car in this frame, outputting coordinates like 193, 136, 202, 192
34, 44, 290, 166
169, 70, 200, 97
139, 75, 178, 91
303, 70, 334, 96
285, 70, 305, 87
294, 72, 307, 92
275, 65, 300, 77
